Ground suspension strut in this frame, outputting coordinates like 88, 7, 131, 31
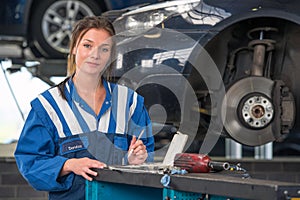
247, 27, 278, 76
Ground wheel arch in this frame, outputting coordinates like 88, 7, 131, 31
212, 9, 300, 32
190, 9, 300, 81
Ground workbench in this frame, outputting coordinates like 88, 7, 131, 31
86, 166, 300, 200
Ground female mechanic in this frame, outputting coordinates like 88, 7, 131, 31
14, 16, 154, 199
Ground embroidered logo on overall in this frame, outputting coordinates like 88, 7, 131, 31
60, 137, 88, 155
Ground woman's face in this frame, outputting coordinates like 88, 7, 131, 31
73, 28, 113, 77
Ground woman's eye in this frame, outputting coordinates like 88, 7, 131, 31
102, 48, 109, 52
83, 44, 92, 49
100, 46, 111, 53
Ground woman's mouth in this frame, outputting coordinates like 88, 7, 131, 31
86, 61, 100, 67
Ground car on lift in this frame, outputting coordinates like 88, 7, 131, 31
0, 0, 163, 59
107, 0, 300, 155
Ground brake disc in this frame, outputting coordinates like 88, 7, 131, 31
221, 77, 276, 146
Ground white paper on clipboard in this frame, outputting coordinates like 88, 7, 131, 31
162, 131, 188, 166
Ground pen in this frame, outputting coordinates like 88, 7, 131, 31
128, 129, 145, 157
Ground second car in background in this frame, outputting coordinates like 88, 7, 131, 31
0, 0, 163, 59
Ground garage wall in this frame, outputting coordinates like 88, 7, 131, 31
0, 158, 47, 200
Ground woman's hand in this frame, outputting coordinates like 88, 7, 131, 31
128, 136, 148, 165
60, 157, 106, 181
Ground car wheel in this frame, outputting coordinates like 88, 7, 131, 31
29, 0, 102, 58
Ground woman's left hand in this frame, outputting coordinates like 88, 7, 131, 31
128, 136, 148, 165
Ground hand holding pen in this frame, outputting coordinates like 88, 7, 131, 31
128, 129, 148, 165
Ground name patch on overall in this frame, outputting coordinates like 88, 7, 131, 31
60, 137, 88, 155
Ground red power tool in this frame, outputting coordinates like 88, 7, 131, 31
174, 153, 230, 173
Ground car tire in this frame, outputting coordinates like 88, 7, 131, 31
28, 0, 102, 58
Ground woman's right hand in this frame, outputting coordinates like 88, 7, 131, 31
60, 157, 106, 181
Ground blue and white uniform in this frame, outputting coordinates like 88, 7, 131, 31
14, 78, 154, 199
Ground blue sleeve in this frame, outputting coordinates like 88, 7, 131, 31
14, 101, 74, 191
128, 94, 155, 162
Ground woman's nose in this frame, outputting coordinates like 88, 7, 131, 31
90, 47, 101, 59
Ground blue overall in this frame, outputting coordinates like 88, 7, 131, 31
14, 79, 154, 199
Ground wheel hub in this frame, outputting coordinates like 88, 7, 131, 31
241, 95, 274, 129
61, 21, 72, 32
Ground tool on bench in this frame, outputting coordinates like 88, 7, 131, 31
161, 153, 250, 187
174, 153, 238, 173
